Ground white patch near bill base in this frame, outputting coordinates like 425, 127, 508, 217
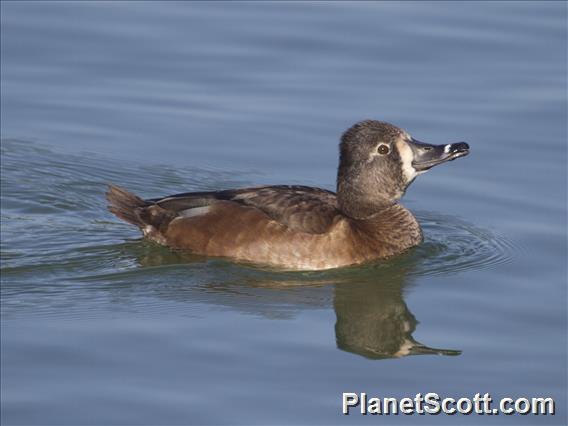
397, 140, 419, 182
179, 206, 210, 218
444, 144, 451, 154
393, 339, 414, 358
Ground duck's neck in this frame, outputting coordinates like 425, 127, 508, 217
337, 188, 396, 220
336, 173, 405, 219
336, 155, 408, 220
349, 204, 423, 256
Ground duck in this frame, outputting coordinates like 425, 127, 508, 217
106, 120, 469, 270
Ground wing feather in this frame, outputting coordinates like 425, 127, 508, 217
148, 185, 339, 234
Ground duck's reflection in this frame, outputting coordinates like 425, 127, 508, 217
333, 281, 460, 359
132, 244, 461, 360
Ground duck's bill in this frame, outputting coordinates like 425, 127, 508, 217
407, 344, 462, 357
409, 138, 470, 172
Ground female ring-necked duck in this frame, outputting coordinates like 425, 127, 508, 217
107, 120, 469, 270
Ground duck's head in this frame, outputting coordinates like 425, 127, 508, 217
337, 120, 469, 219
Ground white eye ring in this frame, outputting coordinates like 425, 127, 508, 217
377, 144, 390, 155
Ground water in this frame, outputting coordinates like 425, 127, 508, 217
1, 2, 566, 424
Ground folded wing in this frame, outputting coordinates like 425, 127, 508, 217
151, 185, 339, 234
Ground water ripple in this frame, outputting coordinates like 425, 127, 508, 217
408, 211, 518, 277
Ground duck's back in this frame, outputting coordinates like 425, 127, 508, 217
152, 185, 340, 234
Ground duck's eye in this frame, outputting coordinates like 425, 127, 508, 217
377, 144, 390, 155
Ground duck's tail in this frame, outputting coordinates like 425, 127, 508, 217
106, 185, 178, 241
106, 185, 149, 227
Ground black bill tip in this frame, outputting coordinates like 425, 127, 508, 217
449, 142, 470, 153
445, 142, 470, 162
